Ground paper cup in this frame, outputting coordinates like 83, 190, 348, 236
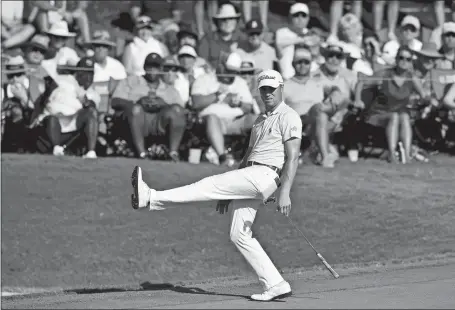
348, 149, 359, 162
188, 148, 202, 164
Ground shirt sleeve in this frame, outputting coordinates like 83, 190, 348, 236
280, 111, 303, 143
190, 73, 219, 96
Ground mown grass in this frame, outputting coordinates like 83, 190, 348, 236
1, 153, 455, 290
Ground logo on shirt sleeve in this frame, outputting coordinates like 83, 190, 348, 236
291, 126, 298, 132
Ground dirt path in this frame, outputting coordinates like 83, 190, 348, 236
3, 264, 455, 309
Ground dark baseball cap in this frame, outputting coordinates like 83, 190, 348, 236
244, 19, 263, 34
76, 57, 95, 71
143, 52, 163, 68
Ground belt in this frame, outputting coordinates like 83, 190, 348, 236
246, 161, 282, 187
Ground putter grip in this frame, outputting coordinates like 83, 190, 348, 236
317, 253, 340, 279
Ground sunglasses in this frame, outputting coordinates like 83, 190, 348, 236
402, 25, 418, 33
292, 12, 308, 18
294, 59, 311, 65
7, 72, 25, 79
163, 66, 179, 72
443, 32, 455, 38
327, 52, 344, 60
398, 55, 413, 62
30, 47, 45, 54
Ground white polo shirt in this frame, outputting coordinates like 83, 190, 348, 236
93, 57, 127, 83
247, 102, 302, 169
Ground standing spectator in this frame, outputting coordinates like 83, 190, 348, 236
1, 0, 35, 51
193, 0, 219, 39
30, 57, 100, 158
275, 3, 312, 79
40, 21, 80, 78
283, 47, 324, 122
122, 16, 169, 76
382, 15, 423, 66
190, 52, 259, 166
327, 0, 362, 43
435, 22, 455, 69
198, 2, 242, 68
430, 1, 455, 49
232, 19, 277, 71
354, 46, 429, 163
111, 53, 186, 161
242, 1, 269, 34
32, 0, 91, 45
307, 44, 358, 168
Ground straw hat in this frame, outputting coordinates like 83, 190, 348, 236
414, 42, 443, 58
88, 30, 116, 47
3, 55, 28, 74
46, 21, 76, 37
24, 34, 50, 52
213, 3, 241, 20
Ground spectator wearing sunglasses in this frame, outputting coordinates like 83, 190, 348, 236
21, 34, 51, 78
307, 43, 358, 168
382, 15, 423, 66
429, 1, 455, 50
111, 53, 186, 161
435, 22, 455, 70
275, 3, 313, 79
161, 56, 188, 107
232, 19, 277, 72
354, 46, 429, 164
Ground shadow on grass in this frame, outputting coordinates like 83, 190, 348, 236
65, 282, 295, 302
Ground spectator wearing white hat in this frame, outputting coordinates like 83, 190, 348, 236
177, 45, 207, 84
1, 0, 35, 51
429, 1, 455, 50
275, 3, 313, 79
232, 19, 277, 72
381, 15, 423, 65
198, 2, 242, 68
435, 22, 455, 69
40, 21, 80, 78
190, 52, 259, 166
122, 16, 169, 76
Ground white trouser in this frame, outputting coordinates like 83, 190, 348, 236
154, 165, 284, 289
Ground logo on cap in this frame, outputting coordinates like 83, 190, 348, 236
258, 75, 277, 82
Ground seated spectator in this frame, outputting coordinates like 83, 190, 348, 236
29, 57, 100, 158
1, 55, 44, 149
122, 16, 169, 76
21, 34, 51, 77
435, 22, 455, 70
307, 43, 358, 168
111, 53, 186, 161
413, 43, 443, 104
40, 21, 80, 78
283, 47, 324, 123
1, 0, 35, 51
161, 56, 189, 107
298, 33, 325, 73
32, 0, 91, 45
190, 52, 259, 166
430, 1, 455, 50
382, 15, 423, 66
275, 3, 313, 79
198, 2, 242, 68
354, 46, 429, 163
177, 45, 207, 83
232, 19, 277, 72
176, 25, 208, 68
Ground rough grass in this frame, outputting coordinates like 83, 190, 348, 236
1, 153, 455, 291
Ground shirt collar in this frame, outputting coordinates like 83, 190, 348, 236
264, 101, 285, 117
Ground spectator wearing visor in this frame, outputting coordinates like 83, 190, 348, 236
382, 15, 423, 66
198, 2, 242, 69
122, 16, 169, 76
354, 46, 429, 164
29, 57, 100, 159
307, 43, 358, 168
190, 52, 259, 166
111, 53, 186, 161
275, 3, 313, 79
435, 22, 455, 69
232, 19, 277, 72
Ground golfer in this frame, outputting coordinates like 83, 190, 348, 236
131, 69, 302, 302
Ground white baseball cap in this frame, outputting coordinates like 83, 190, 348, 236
401, 15, 420, 30
257, 70, 284, 89
178, 45, 197, 58
442, 22, 455, 34
289, 3, 309, 15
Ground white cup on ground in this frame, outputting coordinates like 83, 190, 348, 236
348, 149, 359, 162
188, 148, 202, 164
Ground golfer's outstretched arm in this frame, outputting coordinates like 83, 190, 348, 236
279, 138, 301, 196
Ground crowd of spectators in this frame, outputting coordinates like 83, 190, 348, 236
2, 0, 455, 168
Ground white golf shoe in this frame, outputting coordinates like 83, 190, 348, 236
250, 281, 292, 302
131, 166, 164, 211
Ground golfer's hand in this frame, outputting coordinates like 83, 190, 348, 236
216, 200, 231, 214
277, 194, 291, 217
